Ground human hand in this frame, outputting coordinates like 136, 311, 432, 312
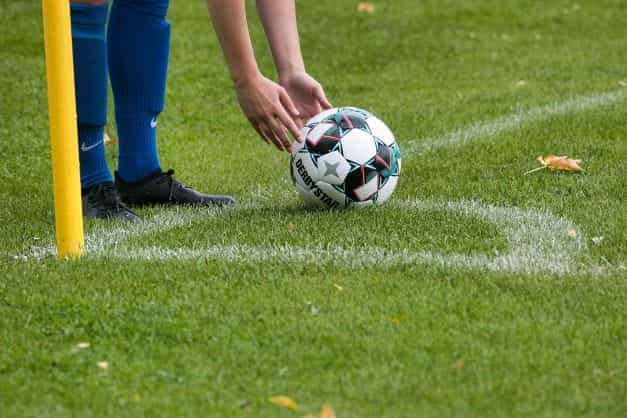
279, 71, 332, 123
234, 73, 302, 152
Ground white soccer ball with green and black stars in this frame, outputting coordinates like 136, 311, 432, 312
290, 107, 401, 209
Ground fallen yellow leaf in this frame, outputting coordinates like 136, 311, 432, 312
97, 361, 109, 370
320, 403, 336, 418
524, 155, 584, 174
357, 2, 375, 13
390, 313, 406, 324
270, 396, 298, 410
452, 357, 465, 370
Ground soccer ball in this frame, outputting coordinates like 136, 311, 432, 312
290, 107, 401, 209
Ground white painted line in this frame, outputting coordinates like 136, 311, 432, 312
98, 198, 588, 276
21, 180, 297, 261
21, 205, 251, 261
403, 89, 627, 158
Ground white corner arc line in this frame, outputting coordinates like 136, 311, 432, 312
403, 89, 627, 158
98, 198, 588, 276
20, 205, 255, 261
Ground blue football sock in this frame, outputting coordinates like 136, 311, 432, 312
71, 2, 113, 189
115, 112, 161, 181
108, 0, 171, 182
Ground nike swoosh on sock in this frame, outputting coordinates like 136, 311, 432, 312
81, 140, 103, 152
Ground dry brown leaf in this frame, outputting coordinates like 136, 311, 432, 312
270, 396, 298, 410
453, 357, 465, 370
541, 155, 584, 171
104, 132, 117, 145
301, 402, 337, 418
320, 403, 336, 418
524, 155, 584, 174
357, 2, 375, 13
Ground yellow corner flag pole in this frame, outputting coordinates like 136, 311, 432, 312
42, 0, 84, 258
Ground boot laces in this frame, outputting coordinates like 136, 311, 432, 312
161, 169, 192, 200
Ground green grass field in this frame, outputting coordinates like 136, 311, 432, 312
1, 0, 626, 417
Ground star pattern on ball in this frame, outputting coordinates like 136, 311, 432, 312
322, 160, 341, 177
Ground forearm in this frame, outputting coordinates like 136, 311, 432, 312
206, 0, 260, 85
256, 0, 305, 78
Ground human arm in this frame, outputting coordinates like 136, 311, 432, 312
256, 0, 332, 121
206, 0, 301, 151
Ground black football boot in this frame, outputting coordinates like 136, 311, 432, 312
82, 182, 142, 221
115, 169, 236, 207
